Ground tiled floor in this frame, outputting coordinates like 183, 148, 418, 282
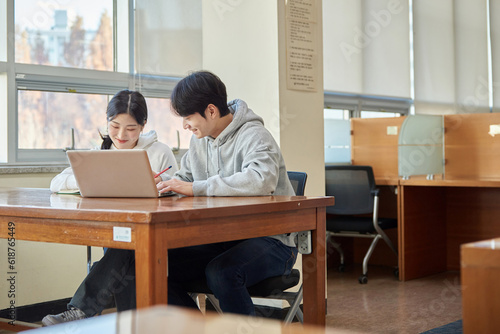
325, 265, 462, 334
1, 265, 462, 333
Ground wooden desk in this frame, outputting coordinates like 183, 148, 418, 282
350, 113, 500, 281
398, 179, 500, 281
19, 305, 364, 334
0, 187, 334, 329
461, 238, 500, 334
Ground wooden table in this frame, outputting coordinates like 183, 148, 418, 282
461, 238, 500, 334
0, 187, 333, 329
398, 178, 500, 281
20, 305, 364, 334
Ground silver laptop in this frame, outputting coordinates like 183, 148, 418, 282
67, 149, 174, 198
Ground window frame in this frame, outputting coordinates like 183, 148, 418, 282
15, 65, 129, 163
324, 91, 411, 119
13, 68, 180, 164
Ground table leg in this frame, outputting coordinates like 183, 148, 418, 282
399, 186, 447, 281
135, 224, 169, 308
302, 207, 326, 326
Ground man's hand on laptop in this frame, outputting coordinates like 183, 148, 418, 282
157, 179, 194, 197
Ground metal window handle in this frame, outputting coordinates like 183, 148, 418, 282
172, 130, 180, 153
64, 128, 75, 151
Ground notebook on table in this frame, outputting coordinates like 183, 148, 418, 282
66, 149, 175, 198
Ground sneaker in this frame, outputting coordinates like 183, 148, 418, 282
42, 307, 87, 326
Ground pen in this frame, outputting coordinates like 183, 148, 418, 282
154, 166, 172, 178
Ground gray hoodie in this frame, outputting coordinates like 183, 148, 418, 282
175, 99, 297, 247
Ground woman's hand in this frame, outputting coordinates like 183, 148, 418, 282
151, 170, 163, 184
157, 178, 194, 196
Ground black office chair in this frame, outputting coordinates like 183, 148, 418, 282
325, 165, 398, 284
186, 171, 308, 324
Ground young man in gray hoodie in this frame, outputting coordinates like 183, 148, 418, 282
157, 70, 299, 315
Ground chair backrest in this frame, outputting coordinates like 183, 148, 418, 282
287, 171, 307, 196
325, 165, 376, 215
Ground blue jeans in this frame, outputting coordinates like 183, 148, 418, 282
168, 237, 298, 316
70, 237, 297, 317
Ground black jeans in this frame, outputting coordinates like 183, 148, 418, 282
69, 237, 297, 317
168, 237, 298, 315
69, 248, 135, 317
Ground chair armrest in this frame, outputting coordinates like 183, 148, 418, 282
372, 189, 380, 227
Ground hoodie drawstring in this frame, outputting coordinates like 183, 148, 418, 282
217, 145, 221, 176
205, 139, 222, 178
205, 140, 210, 179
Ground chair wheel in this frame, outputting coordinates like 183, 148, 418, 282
358, 275, 368, 284
338, 264, 345, 272
393, 267, 399, 278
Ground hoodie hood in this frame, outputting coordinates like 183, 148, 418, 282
203, 99, 264, 177
135, 130, 159, 150
209, 99, 264, 146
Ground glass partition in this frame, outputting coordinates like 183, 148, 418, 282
398, 115, 444, 179
324, 118, 351, 163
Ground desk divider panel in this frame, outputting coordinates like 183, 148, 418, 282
350, 117, 405, 183
351, 113, 500, 181
444, 113, 500, 180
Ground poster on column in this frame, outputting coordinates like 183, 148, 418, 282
285, 0, 318, 92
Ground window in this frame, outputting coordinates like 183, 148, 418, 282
144, 97, 192, 152
323, 0, 500, 116
18, 90, 110, 150
2, 0, 201, 165
324, 91, 410, 118
14, 0, 113, 70
360, 111, 401, 118
322, 0, 411, 99
135, 0, 202, 76
324, 108, 349, 120
0, 0, 6, 62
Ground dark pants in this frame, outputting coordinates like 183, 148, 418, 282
69, 237, 297, 317
69, 248, 136, 317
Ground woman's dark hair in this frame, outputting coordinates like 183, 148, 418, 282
170, 71, 230, 119
100, 90, 148, 149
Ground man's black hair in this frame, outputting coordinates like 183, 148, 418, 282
170, 71, 230, 118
